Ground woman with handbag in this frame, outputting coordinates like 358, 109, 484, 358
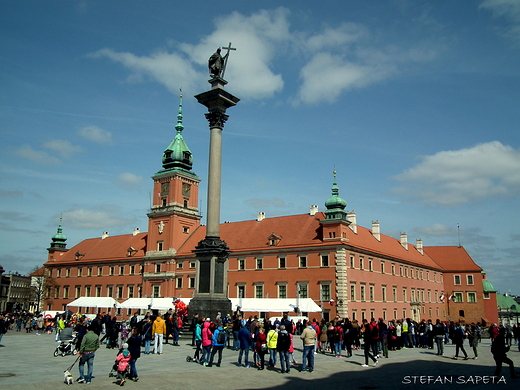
255, 327, 268, 370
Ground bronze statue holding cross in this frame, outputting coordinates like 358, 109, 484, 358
208, 42, 236, 79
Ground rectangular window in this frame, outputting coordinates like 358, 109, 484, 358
484, 292, 490, 299
467, 275, 474, 285
98, 266, 102, 276
190, 262, 196, 268
393, 286, 397, 302
369, 285, 375, 301
107, 286, 113, 297
255, 284, 263, 299
128, 286, 134, 298
78, 267, 83, 277
256, 258, 263, 270
279, 257, 286, 269
368, 259, 373, 271
350, 283, 356, 301
119, 266, 124, 275
467, 292, 476, 303
320, 284, 331, 301
157, 241, 163, 251
381, 261, 385, 274
360, 285, 366, 301
454, 292, 463, 303
350, 255, 355, 268
321, 255, 329, 267
110, 266, 115, 276
298, 283, 308, 299
382, 286, 387, 302
400, 266, 403, 276
177, 261, 183, 269
392, 264, 395, 275
359, 257, 364, 270
96, 285, 102, 297
454, 275, 461, 285
176, 277, 183, 289
189, 277, 195, 289
75, 286, 81, 298
299, 256, 307, 268
153, 285, 160, 298
239, 259, 245, 270
403, 288, 407, 302
116, 286, 123, 299
428, 290, 431, 303
85, 286, 91, 297
155, 263, 161, 273
66, 268, 71, 277
54, 286, 60, 299
130, 265, 135, 275
278, 284, 287, 299
57, 269, 62, 278
238, 285, 245, 298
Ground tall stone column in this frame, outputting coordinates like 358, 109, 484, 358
189, 76, 239, 320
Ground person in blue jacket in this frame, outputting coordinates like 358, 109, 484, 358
208, 322, 227, 367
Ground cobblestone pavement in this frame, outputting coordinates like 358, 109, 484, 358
0, 331, 519, 390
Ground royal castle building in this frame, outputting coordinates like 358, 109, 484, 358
43, 97, 498, 325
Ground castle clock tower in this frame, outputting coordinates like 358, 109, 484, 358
144, 94, 201, 297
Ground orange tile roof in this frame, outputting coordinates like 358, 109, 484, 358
45, 232, 147, 264
423, 246, 483, 272
177, 213, 443, 269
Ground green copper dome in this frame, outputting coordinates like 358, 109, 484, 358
324, 171, 347, 220
161, 94, 194, 171
482, 280, 497, 293
49, 222, 67, 250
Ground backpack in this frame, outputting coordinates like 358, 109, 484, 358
216, 329, 226, 344
369, 323, 379, 339
277, 332, 290, 350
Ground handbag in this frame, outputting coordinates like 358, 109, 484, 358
260, 343, 267, 351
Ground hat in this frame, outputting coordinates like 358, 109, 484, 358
122, 343, 128, 349
205, 318, 211, 321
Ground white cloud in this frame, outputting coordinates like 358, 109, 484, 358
15, 145, 61, 165
62, 205, 135, 230
115, 172, 143, 190
415, 223, 455, 237
391, 141, 520, 205
480, 0, 520, 41
43, 139, 83, 158
78, 126, 113, 144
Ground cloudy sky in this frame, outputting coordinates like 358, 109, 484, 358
1, 1, 519, 293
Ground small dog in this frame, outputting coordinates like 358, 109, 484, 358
64, 370, 74, 385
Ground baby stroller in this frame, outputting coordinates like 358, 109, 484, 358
54, 329, 77, 357
109, 345, 131, 386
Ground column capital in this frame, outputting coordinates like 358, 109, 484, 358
204, 111, 229, 129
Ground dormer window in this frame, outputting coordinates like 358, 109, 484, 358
267, 232, 282, 246
127, 246, 138, 257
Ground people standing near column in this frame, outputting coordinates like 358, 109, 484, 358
152, 315, 166, 355
201, 319, 213, 366
232, 315, 242, 351
300, 321, 317, 372
193, 319, 203, 363
208, 322, 226, 367
190, 313, 199, 347
277, 325, 291, 373
433, 319, 446, 356
237, 322, 252, 367
77, 325, 99, 384
452, 322, 469, 360
267, 325, 279, 368
255, 326, 268, 370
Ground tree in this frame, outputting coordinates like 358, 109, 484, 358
30, 266, 56, 313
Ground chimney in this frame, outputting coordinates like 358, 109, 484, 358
133, 227, 140, 236
257, 212, 265, 222
101, 231, 109, 240
372, 221, 381, 241
400, 232, 408, 250
347, 211, 357, 233
309, 205, 318, 216
416, 238, 423, 255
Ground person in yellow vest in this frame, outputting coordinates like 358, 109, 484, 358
152, 315, 166, 355
267, 326, 279, 368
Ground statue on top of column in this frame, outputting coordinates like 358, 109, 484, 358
208, 43, 236, 79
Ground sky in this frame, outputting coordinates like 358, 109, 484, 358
1, 0, 519, 294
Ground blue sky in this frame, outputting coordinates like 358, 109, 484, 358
1, 1, 519, 294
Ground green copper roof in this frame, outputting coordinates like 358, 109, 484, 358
161, 94, 194, 172
49, 222, 67, 250
482, 279, 496, 293
496, 293, 519, 312
324, 171, 347, 220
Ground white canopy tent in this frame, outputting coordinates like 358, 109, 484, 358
67, 297, 121, 308
229, 298, 322, 313
120, 297, 179, 311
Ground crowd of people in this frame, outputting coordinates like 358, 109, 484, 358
1, 310, 519, 384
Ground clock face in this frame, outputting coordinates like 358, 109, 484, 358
161, 182, 170, 195
182, 183, 191, 197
